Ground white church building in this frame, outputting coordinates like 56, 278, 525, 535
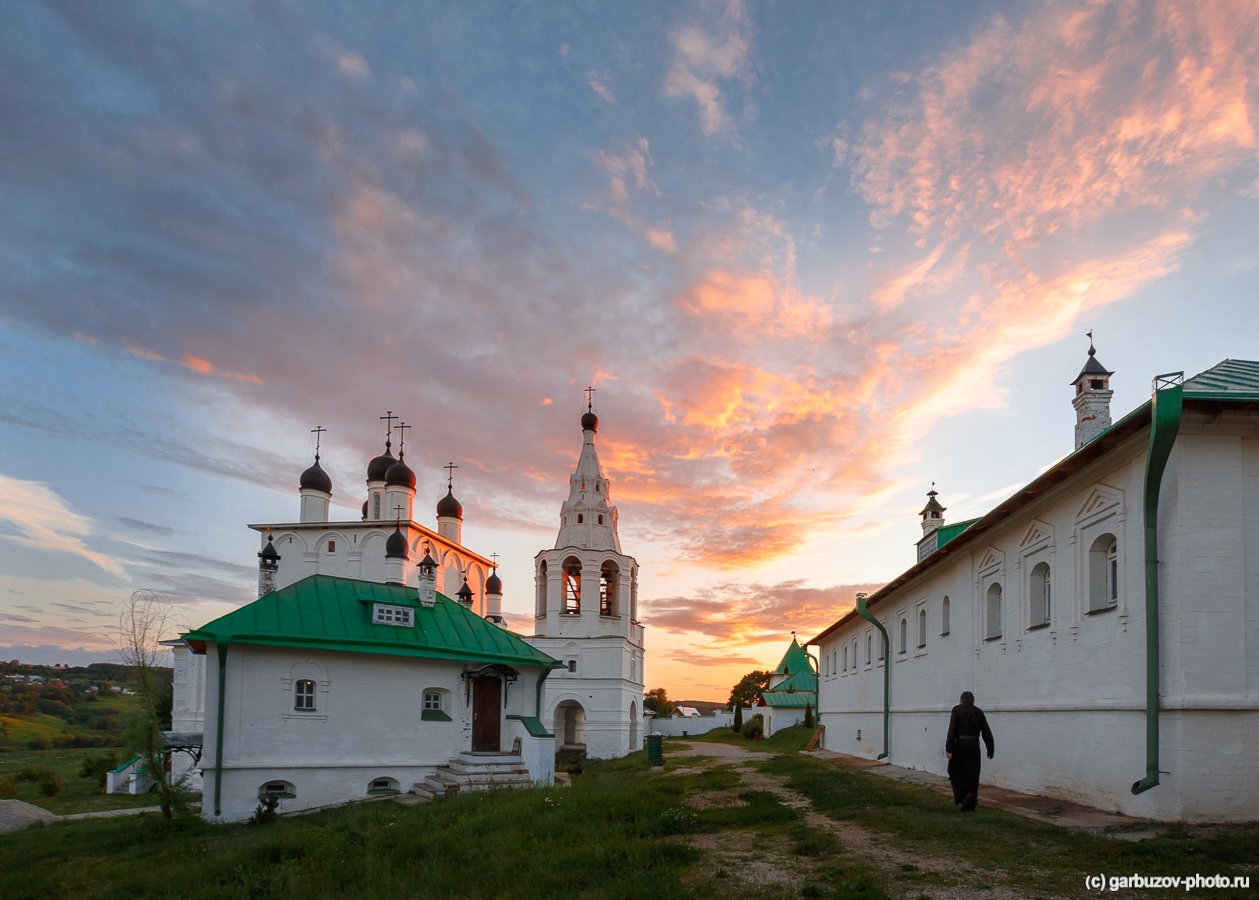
809, 348, 1259, 822
168, 399, 645, 821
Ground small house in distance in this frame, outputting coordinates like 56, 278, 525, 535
757, 637, 818, 737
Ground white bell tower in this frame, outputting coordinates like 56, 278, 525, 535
1072, 333, 1114, 450
528, 389, 644, 759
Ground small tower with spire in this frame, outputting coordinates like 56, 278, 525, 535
383, 421, 416, 524
365, 412, 397, 521
1072, 333, 1114, 450
485, 556, 506, 626
257, 530, 281, 597
384, 507, 409, 586
436, 463, 463, 545
417, 550, 438, 607
299, 426, 332, 523
916, 485, 947, 563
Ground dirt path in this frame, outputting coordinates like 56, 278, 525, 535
669, 743, 1044, 899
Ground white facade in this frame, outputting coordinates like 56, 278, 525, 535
531, 406, 646, 759
812, 359, 1259, 822
200, 644, 554, 822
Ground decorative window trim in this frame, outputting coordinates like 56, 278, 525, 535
282, 662, 330, 722
421, 688, 452, 721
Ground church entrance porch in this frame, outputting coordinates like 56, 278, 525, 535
471, 677, 502, 752
553, 699, 587, 752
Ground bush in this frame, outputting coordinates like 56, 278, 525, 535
742, 714, 764, 740
250, 794, 279, 825
804, 703, 814, 730
79, 752, 120, 785
38, 772, 62, 797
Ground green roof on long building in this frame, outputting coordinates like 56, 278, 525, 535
183, 574, 560, 669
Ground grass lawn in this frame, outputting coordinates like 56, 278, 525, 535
2, 729, 1255, 898
0, 746, 157, 815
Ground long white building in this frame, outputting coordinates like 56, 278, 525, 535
810, 349, 1259, 822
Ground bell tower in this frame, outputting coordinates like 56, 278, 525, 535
528, 390, 644, 759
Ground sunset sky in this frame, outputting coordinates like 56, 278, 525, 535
2, 0, 1257, 700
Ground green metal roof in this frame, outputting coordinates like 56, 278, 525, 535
935, 517, 980, 549
183, 574, 561, 669
1182, 359, 1259, 399
763, 638, 817, 706
761, 689, 816, 708
772, 638, 812, 676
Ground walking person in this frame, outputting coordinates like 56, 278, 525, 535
945, 691, 994, 812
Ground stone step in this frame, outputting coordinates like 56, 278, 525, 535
405, 754, 536, 803
446, 760, 529, 776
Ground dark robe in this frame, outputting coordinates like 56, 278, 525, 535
946, 702, 994, 811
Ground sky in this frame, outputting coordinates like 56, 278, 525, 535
1, 0, 1257, 700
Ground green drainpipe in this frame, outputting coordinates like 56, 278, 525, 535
1132, 374, 1183, 795
535, 667, 554, 719
213, 642, 230, 817
855, 593, 890, 760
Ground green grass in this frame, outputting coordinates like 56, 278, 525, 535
0, 693, 139, 751
684, 723, 816, 753
0, 746, 156, 814
763, 753, 1259, 897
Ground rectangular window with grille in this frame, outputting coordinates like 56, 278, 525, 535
295, 679, 316, 711
373, 604, 415, 626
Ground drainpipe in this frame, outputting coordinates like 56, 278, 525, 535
212, 642, 230, 817
1131, 373, 1183, 796
535, 667, 553, 719
855, 593, 890, 760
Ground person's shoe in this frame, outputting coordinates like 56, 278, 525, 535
960, 793, 976, 812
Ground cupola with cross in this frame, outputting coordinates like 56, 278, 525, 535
1072, 332, 1114, 450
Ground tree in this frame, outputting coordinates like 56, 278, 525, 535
803, 702, 814, 730
643, 687, 675, 717
727, 669, 771, 711
115, 589, 182, 820
732, 703, 743, 733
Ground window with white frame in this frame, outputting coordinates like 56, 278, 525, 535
294, 678, 316, 711
917, 608, 927, 649
985, 583, 1003, 639
373, 604, 414, 626
898, 617, 907, 654
1088, 534, 1119, 612
421, 688, 451, 721
1029, 561, 1051, 627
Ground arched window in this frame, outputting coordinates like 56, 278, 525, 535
985, 583, 1003, 640
421, 688, 451, 721
866, 633, 873, 666
600, 560, 619, 616
597, 514, 603, 524
562, 557, 582, 614
368, 777, 399, 795
577, 513, 584, 524
1029, 562, 1051, 627
941, 596, 951, 635
294, 679, 316, 711
373, 493, 381, 519
917, 608, 927, 648
536, 560, 548, 617
898, 617, 907, 654
842, 644, 848, 671
1088, 534, 1119, 611
259, 780, 295, 799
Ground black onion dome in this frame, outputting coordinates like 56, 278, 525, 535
385, 527, 409, 560
436, 488, 463, 519
581, 410, 599, 432
361, 500, 368, 520
300, 459, 332, 493
366, 444, 395, 482
385, 456, 416, 489
486, 571, 503, 594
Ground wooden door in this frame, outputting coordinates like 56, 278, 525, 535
471, 677, 502, 752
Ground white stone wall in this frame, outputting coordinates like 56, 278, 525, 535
200, 644, 553, 822
536, 631, 643, 759
815, 414, 1259, 822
